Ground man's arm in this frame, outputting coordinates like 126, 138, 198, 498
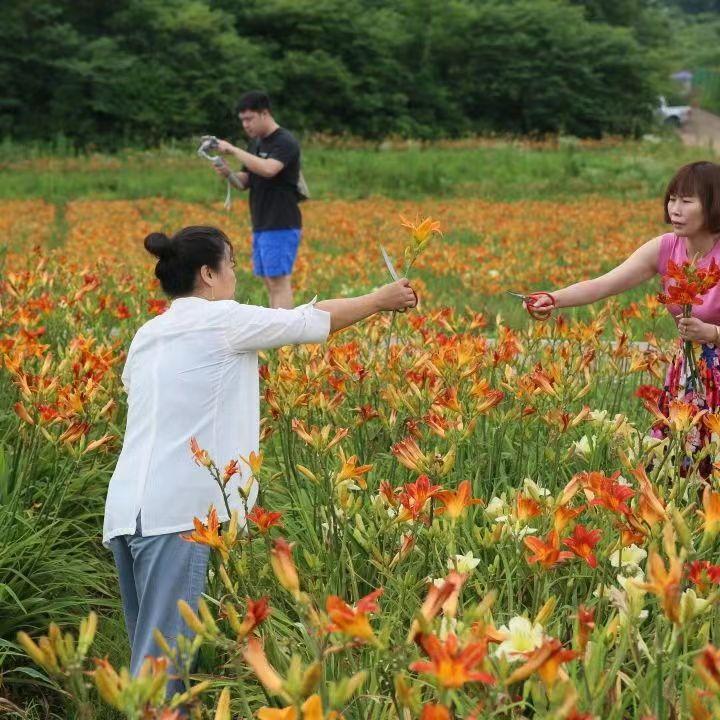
216, 140, 284, 178
228, 171, 250, 190
212, 160, 249, 191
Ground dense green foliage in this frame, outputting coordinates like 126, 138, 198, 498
0, 0, 690, 144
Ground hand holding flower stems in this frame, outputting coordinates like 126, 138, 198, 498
658, 256, 720, 394
381, 215, 442, 359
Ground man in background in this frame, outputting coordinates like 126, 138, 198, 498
214, 91, 303, 309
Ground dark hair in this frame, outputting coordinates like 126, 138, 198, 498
664, 161, 720, 232
144, 226, 233, 298
236, 90, 271, 114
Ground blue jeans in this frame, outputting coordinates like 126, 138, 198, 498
109, 515, 210, 697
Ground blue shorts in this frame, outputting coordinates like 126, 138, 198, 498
252, 228, 301, 278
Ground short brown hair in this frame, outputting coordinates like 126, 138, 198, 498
664, 161, 720, 232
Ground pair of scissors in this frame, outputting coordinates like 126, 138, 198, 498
380, 245, 418, 313
506, 290, 556, 321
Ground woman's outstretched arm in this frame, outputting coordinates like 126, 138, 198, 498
532, 236, 662, 313
316, 278, 417, 332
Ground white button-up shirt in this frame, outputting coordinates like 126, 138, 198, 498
103, 296, 331, 546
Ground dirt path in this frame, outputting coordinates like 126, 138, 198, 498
679, 107, 720, 149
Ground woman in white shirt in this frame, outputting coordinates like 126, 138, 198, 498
103, 225, 417, 695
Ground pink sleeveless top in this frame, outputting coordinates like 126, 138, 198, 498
657, 232, 720, 325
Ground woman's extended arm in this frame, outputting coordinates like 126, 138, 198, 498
316, 279, 417, 332
533, 236, 662, 312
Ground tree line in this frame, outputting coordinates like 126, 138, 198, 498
1, 0, 717, 146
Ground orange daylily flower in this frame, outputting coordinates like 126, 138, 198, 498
391, 436, 430, 473
400, 214, 443, 254
241, 449, 264, 476
222, 459, 239, 486
562, 524, 601, 568
420, 704, 451, 720
408, 570, 467, 641
524, 530, 574, 569
189, 436, 212, 468
13, 401, 34, 425
632, 465, 667, 528
636, 524, 683, 624
651, 399, 707, 434
326, 588, 383, 642
410, 633, 494, 688
574, 605, 595, 652
242, 635, 286, 697
397, 474, 443, 521
270, 538, 301, 600
699, 486, 720, 543
584, 473, 635, 516
687, 560, 720, 595
336, 453, 373, 489
695, 644, 720, 693
703, 412, 720, 437
229, 596, 271, 639
291, 418, 348, 452
515, 493, 542, 521
436, 480, 482, 520
505, 638, 578, 688
182, 506, 226, 557
553, 503, 586, 532
248, 505, 283, 534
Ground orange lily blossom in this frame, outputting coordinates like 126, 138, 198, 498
408, 570, 466, 641
436, 480, 482, 520
420, 704, 451, 720
189, 436, 212, 468
631, 465, 667, 527
230, 596, 271, 639
515, 493, 542, 521
695, 644, 720, 693
553, 503, 586, 532
336, 452, 373, 488
524, 530, 574, 568
182, 506, 226, 557
222, 459, 239, 486
256, 695, 330, 720
637, 525, 683, 624
242, 635, 286, 697
326, 588, 383, 641
397, 474, 443, 521
586, 476, 635, 517
391, 436, 430, 473
574, 605, 595, 651
400, 214, 443, 258
270, 538, 301, 599
562, 524, 601, 568
240, 449, 264, 476
505, 638, 578, 688
410, 633, 494, 688
699, 486, 720, 542
248, 505, 283, 534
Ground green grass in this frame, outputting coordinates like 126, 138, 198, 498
0, 136, 717, 204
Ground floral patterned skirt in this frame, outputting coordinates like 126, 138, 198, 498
651, 341, 720, 476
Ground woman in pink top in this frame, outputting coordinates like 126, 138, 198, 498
531, 161, 720, 470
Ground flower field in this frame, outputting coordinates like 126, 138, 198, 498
3, 187, 720, 720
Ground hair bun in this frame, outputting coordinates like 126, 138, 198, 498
144, 232, 174, 260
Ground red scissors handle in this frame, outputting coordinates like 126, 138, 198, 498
525, 292, 556, 321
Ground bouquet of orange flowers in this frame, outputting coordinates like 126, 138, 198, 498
658, 257, 720, 393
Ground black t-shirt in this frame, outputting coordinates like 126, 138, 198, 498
245, 128, 302, 231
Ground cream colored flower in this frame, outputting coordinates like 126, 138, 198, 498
609, 544, 647, 569
494, 616, 544, 661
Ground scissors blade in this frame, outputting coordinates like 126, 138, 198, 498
380, 244, 400, 281
505, 290, 527, 300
